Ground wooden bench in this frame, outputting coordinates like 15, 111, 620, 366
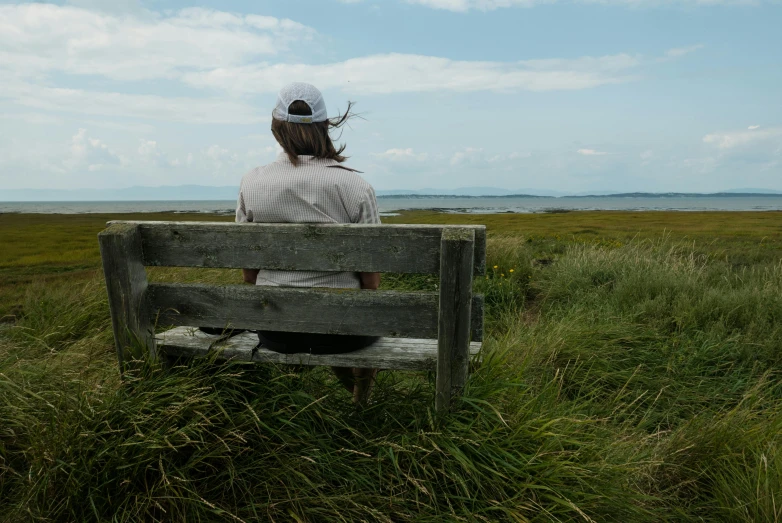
98, 221, 486, 410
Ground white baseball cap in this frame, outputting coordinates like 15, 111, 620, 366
272, 82, 328, 124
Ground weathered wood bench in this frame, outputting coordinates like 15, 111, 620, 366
98, 221, 486, 410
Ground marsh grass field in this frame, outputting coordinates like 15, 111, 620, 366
1, 210, 781, 521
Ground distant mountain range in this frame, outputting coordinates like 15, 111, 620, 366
376, 187, 568, 197
2, 185, 782, 202
376, 187, 782, 197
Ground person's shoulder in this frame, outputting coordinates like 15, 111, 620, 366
326, 164, 374, 191
239, 164, 272, 188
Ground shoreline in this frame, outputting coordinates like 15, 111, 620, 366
4, 195, 782, 215
2, 208, 782, 216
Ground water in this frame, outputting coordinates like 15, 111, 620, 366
375, 195, 782, 213
0, 200, 241, 215
1, 195, 782, 215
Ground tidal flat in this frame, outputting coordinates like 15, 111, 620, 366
0, 210, 780, 521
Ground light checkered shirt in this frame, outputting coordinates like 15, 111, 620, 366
236, 153, 381, 288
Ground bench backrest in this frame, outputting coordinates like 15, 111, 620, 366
98, 221, 486, 381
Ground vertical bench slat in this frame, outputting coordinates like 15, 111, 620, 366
435, 228, 475, 412
98, 223, 155, 371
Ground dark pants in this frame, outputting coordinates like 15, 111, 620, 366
257, 331, 379, 355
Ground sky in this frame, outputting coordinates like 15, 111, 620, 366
0, 0, 781, 194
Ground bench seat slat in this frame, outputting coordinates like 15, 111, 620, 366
111, 221, 486, 275
157, 326, 482, 371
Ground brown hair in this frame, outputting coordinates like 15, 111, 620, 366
271, 100, 356, 166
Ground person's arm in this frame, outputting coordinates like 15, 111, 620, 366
243, 269, 259, 284
359, 272, 380, 290
235, 186, 259, 285
354, 184, 382, 290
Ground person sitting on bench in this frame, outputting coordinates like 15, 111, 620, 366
235, 82, 381, 404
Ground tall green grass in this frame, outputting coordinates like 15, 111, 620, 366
1, 233, 781, 521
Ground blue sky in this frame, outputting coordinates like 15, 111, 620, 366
0, 0, 780, 193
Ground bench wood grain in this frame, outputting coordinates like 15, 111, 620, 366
436, 228, 474, 411
99, 221, 487, 411
148, 283, 484, 341
156, 326, 482, 371
109, 221, 486, 275
98, 223, 155, 371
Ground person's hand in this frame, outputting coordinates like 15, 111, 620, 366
242, 268, 260, 284
359, 272, 380, 290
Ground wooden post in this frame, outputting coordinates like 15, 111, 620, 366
98, 223, 155, 372
435, 228, 475, 412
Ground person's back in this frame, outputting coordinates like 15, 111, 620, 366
237, 153, 379, 288
235, 82, 380, 403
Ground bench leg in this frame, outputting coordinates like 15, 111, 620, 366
435, 229, 474, 412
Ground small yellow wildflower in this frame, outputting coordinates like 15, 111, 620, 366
493, 265, 498, 269
509, 269, 515, 273
500, 273, 505, 277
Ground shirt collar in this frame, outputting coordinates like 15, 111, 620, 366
275, 152, 338, 166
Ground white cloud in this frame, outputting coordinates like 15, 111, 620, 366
450, 147, 484, 165
682, 156, 719, 173
664, 45, 704, 58
64, 0, 147, 15
138, 140, 158, 158
703, 127, 782, 149
748, 125, 761, 130
406, 0, 470, 10
677, 126, 782, 178
406, 0, 558, 10
373, 148, 429, 161
0, 4, 314, 82
406, 0, 762, 10
0, 2, 697, 118
577, 148, 609, 155
183, 52, 643, 95
656, 44, 705, 62
66, 128, 127, 171
80, 120, 156, 134
138, 139, 171, 167
245, 144, 280, 165
508, 151, 532, 159
448, 148, 532, 166
640, 150, 654, 160
584, 0, 761, 5
0, 112, 63, 125
1, 80, 265, 124
205, 144, 239, 171
488, 151, 531, 162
